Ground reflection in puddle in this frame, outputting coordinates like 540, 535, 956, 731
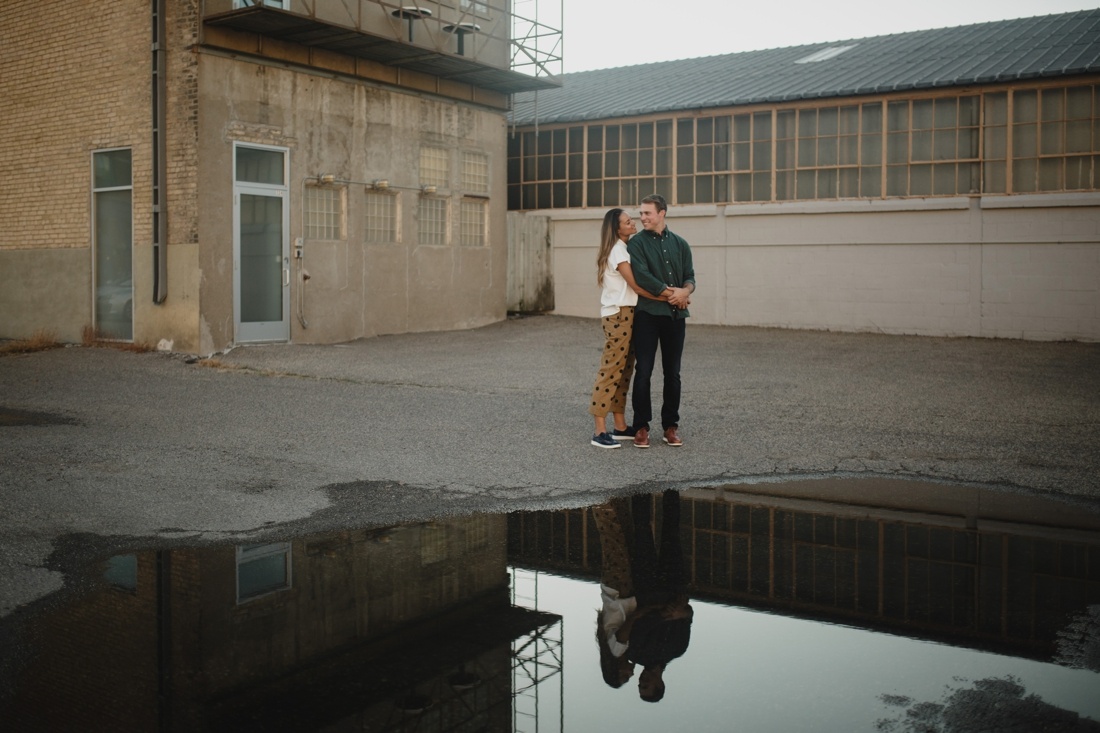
3, 480, 1099, 732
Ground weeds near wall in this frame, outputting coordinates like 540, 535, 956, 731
0, 329, 63, 356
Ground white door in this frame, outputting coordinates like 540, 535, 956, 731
233, 144, 289, 343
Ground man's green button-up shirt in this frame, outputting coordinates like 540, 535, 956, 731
626, 227, 696, 319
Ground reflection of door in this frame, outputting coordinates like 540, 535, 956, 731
233, 144, 289, 343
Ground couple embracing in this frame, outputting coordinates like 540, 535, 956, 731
589, 193, 695, 450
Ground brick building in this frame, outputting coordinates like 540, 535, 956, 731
508, 10, 1100, 341
0, 1, 560, 354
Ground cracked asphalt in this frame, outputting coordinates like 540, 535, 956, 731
2, 314, 1099, 617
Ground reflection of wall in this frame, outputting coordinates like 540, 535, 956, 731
8, 516, 519, 732
508, 487, 1100, 660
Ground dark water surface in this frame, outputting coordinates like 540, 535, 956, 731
3, 480, 1099, 732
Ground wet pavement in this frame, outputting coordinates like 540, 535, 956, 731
1, 315, 1099, 729
2, 482, 1098, 732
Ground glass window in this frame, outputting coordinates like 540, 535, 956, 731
92, 149, 133, 341
237, 543, 291, 602
461, 151, 489, 193
235, 146, 284, 185
460, 199, 486, 246
365, 191, 397, 243
104, 554, 137, 591
305, 185, 343, 240
420, 146, 449, 188
418, 196, 447, 245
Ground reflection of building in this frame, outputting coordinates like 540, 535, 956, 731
507, 481, 1100, 662
508, 10, 1100, 341
0, 1, 561, 353
6, 517, 562, 732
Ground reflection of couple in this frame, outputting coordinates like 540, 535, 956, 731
589, 193, 695, 450
595, 490, 693, 702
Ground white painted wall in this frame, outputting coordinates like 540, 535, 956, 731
541, 194, 1100, 341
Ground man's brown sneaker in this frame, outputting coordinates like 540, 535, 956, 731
663, 427, 683, 446
633, 427, 650, 449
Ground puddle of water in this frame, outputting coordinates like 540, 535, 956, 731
3, 480, 1099, 732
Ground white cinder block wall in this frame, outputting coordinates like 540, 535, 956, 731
545, 194, 1099, 341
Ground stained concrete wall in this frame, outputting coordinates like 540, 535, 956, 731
197, 53, 510, 353
546, 194, 1100, 341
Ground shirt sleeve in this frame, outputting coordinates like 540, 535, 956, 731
680, 235, 696, 290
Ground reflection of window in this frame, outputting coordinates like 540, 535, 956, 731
365, 191, 397, 243
460, 199, 486, 246
421, 525, 448, 565
104, 554, 137, 591
233, 0, 287, 7
420, 146, 450, 188
237, 543, 291, 602
461, 0, 490, 16
418, 197, 447, 245
305, 185, 344, 240
462, 151, 489, 193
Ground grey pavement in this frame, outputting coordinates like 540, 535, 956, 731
2, 314, 1099, 617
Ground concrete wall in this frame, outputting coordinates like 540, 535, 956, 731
546, 194, 1100, 341
197, 53, 510, 353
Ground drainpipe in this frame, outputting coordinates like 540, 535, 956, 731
152, 0, 168, 304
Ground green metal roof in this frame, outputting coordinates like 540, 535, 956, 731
511, 9, 1100, 125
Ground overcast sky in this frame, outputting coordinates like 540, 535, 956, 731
550, 0, 1100, 73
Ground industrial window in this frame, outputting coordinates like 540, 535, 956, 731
305, 185, 344, 239
1011, 85, 1098, 193
886, 96, 981, 197
507, 82, 1100, 208
590, 121, 673, 208
104, 554, 137, 591
420, 146, 450, 188
677, 116, 732, 204
732, 111, 775, 202
236, 542, 291, 602
92, 148, 133, 341
460, 199, 486, 246
462, 151, 490, 193
420, 524, 448, 565
418, 196, 448, 245
364, 191, 397, 243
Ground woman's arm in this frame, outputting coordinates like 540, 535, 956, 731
617, 261, 667, 301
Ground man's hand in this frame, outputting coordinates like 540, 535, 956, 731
666, 286, 692, 308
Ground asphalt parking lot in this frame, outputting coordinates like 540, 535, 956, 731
2, 315, 1099, 615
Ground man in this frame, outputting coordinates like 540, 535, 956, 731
626, 194, 695, 448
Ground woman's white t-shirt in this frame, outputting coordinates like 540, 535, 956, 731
600, 241, 639, 317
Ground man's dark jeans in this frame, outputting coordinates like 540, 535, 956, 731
631, 309, 686, 431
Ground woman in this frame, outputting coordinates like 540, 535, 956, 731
589, 208, 644, 448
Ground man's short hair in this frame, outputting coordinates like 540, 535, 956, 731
641, 194, 667, 213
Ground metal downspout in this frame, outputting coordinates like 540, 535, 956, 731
152, 0, 168, 304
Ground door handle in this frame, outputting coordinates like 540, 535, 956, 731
283, 268, 290, 287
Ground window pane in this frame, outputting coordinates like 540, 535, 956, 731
818, 108, 838, 136
1066, 120, 1092, 153
235, 146, 283, 185
933, 130, 956, 161
910, 164, 932, 195
1038, 158, 1063, 191
984, 126, 1007, 159
239, 553, 288, 599
983, 161, 1006, 193
1041, 123, 1064, 155
1014, 90, 1037, 123
912, 130, 932, 162
365, 192, 396, 243
984, 93, 1007, 126
94, 188, 133, 340
862, 103, 883, 133
932, 163, 956, 195
420, 146, 449, 187
1041, 89, 1065, 122
460, 199, 485, 246
1013, 159, 1037, 192
886, 165, 907, 196
934, 98, 957, 129
418, 197, 447, 244
1064, 156, 1091, 189
861, 134, 882, 165
1013, 124, 1037, 157
912, 100, 934, 129
887, 102, 909, 132
860, 167, 881, 197
305, 186, 343, 240
751, 172, 769, 201
94, 149, 132, 188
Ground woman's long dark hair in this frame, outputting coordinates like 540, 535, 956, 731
596, 208, 625, 287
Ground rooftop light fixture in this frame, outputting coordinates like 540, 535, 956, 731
392, 6, 432, 43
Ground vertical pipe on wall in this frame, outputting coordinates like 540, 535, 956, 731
152, 0, 168, 304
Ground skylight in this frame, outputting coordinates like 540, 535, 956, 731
794, 45, 858, 64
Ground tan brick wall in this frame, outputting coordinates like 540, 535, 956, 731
0, 0, 150, 253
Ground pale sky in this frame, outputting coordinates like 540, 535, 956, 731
550, 0, 1100, 73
